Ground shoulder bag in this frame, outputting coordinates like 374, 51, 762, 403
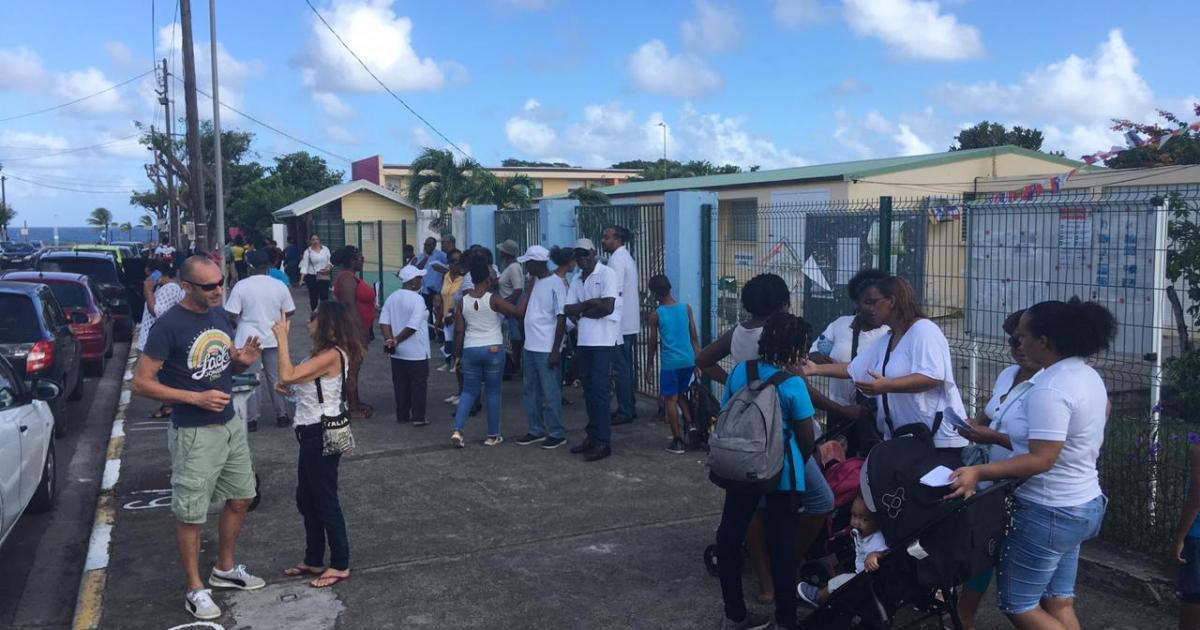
316, 349, 356, 456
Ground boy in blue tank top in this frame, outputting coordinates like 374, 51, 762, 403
646, 274, 702, 454
1173, 439, 1200, 629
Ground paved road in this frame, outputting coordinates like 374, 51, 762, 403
0, 342, 130, 629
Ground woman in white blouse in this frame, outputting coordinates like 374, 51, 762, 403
947, 298, 1115, 629
299, 234, 332, 313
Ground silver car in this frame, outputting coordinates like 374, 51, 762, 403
0, 355, 62, 548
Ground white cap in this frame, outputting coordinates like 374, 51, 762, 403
397, 265, 427, 283
573, 238, 595, 251
517, 245, 550, 263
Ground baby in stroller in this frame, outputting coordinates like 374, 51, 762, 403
796, 493, 888, 608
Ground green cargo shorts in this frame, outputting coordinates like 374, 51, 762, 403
168, 417, 256, 524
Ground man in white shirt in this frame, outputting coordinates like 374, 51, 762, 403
154, 235, 177, 267
381, 265, 431, 427
511, 245, 568, 450
224, 250, 296, 430
496, 239, 526, 373
601, 225, 640, 425
564, 238, 622, 462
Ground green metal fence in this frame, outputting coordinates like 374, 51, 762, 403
494, 208, 539, 253
346, 220, 413, 305
576, 203, 666, 396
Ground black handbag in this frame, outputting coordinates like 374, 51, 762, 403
316, 349, 355, 456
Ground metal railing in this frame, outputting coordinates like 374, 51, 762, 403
494, 208, 539, 254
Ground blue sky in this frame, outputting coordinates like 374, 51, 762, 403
0, 0, 1195, 225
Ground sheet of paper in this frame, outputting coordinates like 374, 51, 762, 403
919, 465, 955, 487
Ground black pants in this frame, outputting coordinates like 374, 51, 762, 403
303, 274, 330, 312
286, 264, 300, 285
390, 357, 429, 422
295, 424, 349, 570
717, 491, 799, 628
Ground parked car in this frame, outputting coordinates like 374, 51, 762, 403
36, 251, 133, 341
0, 354, 62, 549
0, 271, 114, 376
0, 281, 83, 431
0, 243, 37, 269
70, 246, 147, 326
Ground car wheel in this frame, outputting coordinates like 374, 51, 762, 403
85, 358, 105, 378
27, 441, 56, 513
68, 369, 84, 401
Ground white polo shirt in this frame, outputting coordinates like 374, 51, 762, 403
567, 262, 622, 347
606, 245, 640, 336
379, 288, 430, 360
524, 277, 567, 354
224, 275, 295, 348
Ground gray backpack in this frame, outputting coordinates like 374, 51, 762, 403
707, 360, 801, 495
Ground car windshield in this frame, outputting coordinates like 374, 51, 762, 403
0, 294, 40, 343
9, 244, 34, 253
39, 258, 119, 284
46, 282, 89, 308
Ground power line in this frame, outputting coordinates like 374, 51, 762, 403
0, 133, 144, 161
0, 70, 155, 123
302, 0, 469, 159
6, 170, 140, 189
3, 172, 134, 195
172, 74, 351, 163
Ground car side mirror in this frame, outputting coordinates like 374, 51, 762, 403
70, 311, 89, 324
31, 378, 62, 401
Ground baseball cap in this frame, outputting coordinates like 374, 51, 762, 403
397, 265, 427, 283
573, 238, 595, 251
496, 239, 521, 257
516, 245, 550, 263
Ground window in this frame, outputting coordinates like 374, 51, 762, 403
729, 199, 758, 242
0, 362, 15, 409
567, 179, 585, 191
354, 223, 377, 242
0, 294, 40, 343
46, 282, 89, 308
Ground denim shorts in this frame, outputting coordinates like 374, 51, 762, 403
659, 366, 693, 397
755, 458, 835, 514
1179, 536, 1200, 603
997, 495, 1107, 614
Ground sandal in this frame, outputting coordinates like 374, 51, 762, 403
149, 405, 172, 419
283, 564, 325, 577
309, 570, 351, 589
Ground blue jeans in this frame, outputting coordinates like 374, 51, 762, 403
577, 345, 616, 446
522, 349, 563, 439
612, 333, 636, 418
997, 495, 1106, 614
453, 345, 505, 436
799, 457, 835, 514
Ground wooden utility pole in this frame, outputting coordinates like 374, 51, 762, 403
208, 0, 225, 264
159, 57, 180, 249
180, 0, 207, 252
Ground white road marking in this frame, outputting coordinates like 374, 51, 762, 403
101, 459, 120, 492
83, 523, 112, 571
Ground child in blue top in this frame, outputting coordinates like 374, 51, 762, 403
1173, 439, 1200, 630
647, 274, 702, 454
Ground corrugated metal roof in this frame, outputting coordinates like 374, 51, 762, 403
272, 179, 415, 219
593, 145, 1087, 196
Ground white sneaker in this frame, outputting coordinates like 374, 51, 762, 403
185, 588, 221, 620
436, 364, 448, 372
445, 395, 460, 404
209, 564, 266, 591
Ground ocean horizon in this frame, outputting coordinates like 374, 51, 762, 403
2, 226, 159, 244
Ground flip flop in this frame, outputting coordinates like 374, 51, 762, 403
310, 572, 351, 588
283, 564, 325, 577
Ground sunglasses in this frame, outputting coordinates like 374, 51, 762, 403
183, 277, 224, 292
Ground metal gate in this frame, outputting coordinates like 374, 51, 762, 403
494, 208, 539, 253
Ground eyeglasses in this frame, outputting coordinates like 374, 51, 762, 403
183, 277, 223, 292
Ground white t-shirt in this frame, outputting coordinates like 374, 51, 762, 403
567, 262, 623, 347
848, 319, 968, 448
729, 324, 763, 364
853, 529, 889, 574
524, 277, 566, 354
224, 275, 295, 348
606, 245, 640, 336
1009, 357, 1107, 507
299, 246, 332, 275
154, 245, 175, 258
982, 364, 1040, 465
379, 288, 430, 360
810, 315, 890, 405
498, 262, 525, 300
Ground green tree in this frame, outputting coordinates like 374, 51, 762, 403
609, 158, 744, 182
138, 214, 154, 229
1107, 104, 1200, 169
568, 187, 611, 206
0, 201, 15, 235
118, 222, 133, 239
950, 121, 1048, 152
87, 207, 113, 232
225, 152, 345, 242
406, 148, 480, 211
501, 158, 575, 168
464, 171, 534, 209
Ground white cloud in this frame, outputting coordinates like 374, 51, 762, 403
0, 46, 48, 91
832, 108, 943, 159
893, 123, 933, 155
681, 1, 741, 54
843, 0, 983, 61
945, 30, 1151, 123
103, 41, 135, 66
677, 105, 810, 169
54, 68, 129, 117
504, 99, 558, 156
313, 92, 354, 118
772, 0, 828, 28
322, 124, 360, 144
626, 40, 722, 100
298, 0, 458, 93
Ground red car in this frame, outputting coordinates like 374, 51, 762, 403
0, 271, 114, 376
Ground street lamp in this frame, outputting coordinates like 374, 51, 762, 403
657, 122, 668, 160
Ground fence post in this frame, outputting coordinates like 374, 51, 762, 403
538, 198, 580, 250
465, 204, 497, 258
356, 221, 364, 279
401, 219, 408, 262
665, 191, 717, 319
878, 196, 892, 273
376, 219, 384, 306
700, 202, 714, 346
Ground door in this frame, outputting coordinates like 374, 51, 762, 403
44, 292, 78, 386
1, 360, 45, 509
0, 364, 25, 534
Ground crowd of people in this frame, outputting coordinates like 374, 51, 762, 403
129, 224, 1131, 630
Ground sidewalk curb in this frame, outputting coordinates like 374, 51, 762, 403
71, 344, 138, 630
1079, 541, 1176, 606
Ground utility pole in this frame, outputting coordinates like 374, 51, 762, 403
1, 170, 7, 242
208, 0, 225, 269
180, 0, 207, 252
159, 57, 180, 249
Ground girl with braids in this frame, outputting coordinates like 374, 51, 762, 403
715, 313, 820, 630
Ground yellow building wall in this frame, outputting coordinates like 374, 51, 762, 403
339, 190, 419, 277
541, 179, 570, 197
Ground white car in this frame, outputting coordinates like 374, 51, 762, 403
0, 355, 61, 548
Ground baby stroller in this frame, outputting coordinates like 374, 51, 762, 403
799, 423, 1015, 630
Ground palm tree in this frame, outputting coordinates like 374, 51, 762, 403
138, 214, 156, 242
569, 186, 612, 207
0, 201, 15, 240
87, 207, 113, 232
465, 171, 535, 209
405, 148, 480, 211
119, 222, 133, 239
